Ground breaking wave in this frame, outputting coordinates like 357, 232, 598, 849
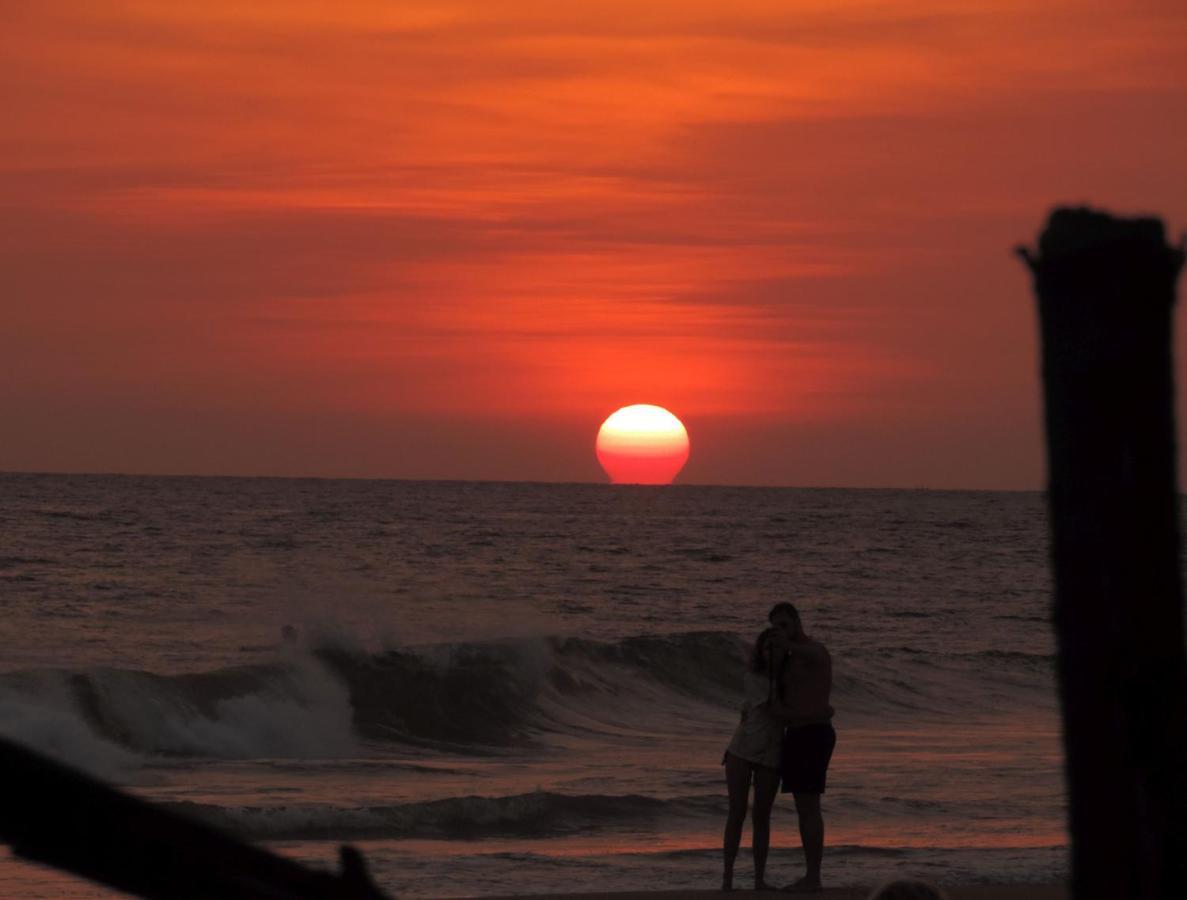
0, 629, 1052, 764
0, 657, 356, 766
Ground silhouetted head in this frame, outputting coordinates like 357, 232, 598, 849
867, 879, 950, 900
767, 601, 803, 640
749, 627, 787, 675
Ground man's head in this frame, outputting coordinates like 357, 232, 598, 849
768, 601, 803, 639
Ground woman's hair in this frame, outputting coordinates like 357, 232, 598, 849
866, 879, 950, 900
749, 627, 781, 675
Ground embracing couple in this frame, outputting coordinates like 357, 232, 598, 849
722, 602, 835, 893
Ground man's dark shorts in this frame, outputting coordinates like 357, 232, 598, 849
780, 721, 836, 794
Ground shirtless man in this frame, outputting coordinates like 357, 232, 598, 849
768, 601, 835, 894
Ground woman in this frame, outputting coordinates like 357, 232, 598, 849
721, 626, 788, 891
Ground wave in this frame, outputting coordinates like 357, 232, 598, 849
147, 789, 1067, 849
166, 791, 680, 841
0, 632, 744, 762
0, 657, 356, 765
0, 555, 55, 568
312, 630, 747, 748
0, 629, 1053, 763
0, 688, 142, 781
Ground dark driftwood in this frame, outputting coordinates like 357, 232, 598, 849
1020, 207, 1187, 898
0, 736, 390, 899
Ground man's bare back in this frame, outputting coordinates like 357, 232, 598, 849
778, 638, 833, 726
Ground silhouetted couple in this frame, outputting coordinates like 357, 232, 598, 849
722, 602, 835, 893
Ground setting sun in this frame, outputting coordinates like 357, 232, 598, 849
595, 405, 690, 485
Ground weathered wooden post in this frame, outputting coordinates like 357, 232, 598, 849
0, 735, 391, 899
1020, 207, 1187, 898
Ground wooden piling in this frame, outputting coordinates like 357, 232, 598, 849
0, 736, 390, 899
1020, 207, 1187, 898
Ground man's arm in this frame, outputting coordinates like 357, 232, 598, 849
764, 699, 835, 726
784, 639, 829, 662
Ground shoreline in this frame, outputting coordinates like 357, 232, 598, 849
469, 888, 1067, 900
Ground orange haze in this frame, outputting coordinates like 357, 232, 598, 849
3, 2, 1186, 486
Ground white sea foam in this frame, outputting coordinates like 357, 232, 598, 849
0, 680, 142, 780
0, 657, 356, 762
115, 659, 352, 758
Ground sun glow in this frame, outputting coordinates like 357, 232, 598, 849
595, 405, 690, 485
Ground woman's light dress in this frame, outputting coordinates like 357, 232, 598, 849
725, 671, 783, 770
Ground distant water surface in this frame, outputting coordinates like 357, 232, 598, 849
1, 474, 1065, 896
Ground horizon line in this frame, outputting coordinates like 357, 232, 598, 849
0, 467, 1041, 494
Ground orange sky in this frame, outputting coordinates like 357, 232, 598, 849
3, 1, 1186, 486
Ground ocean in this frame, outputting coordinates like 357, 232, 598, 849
0, 473, 1067, 896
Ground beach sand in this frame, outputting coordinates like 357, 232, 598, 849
474, 889, 1066, 900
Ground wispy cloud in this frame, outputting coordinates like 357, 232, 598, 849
2, 1, 1185, 483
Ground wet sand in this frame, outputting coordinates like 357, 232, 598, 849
473, 888, 1067, 900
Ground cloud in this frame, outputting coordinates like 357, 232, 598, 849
2, 1, 1185, 484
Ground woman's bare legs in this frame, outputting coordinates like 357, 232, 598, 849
722, 754, 752, 890
750, 766, 781, 889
